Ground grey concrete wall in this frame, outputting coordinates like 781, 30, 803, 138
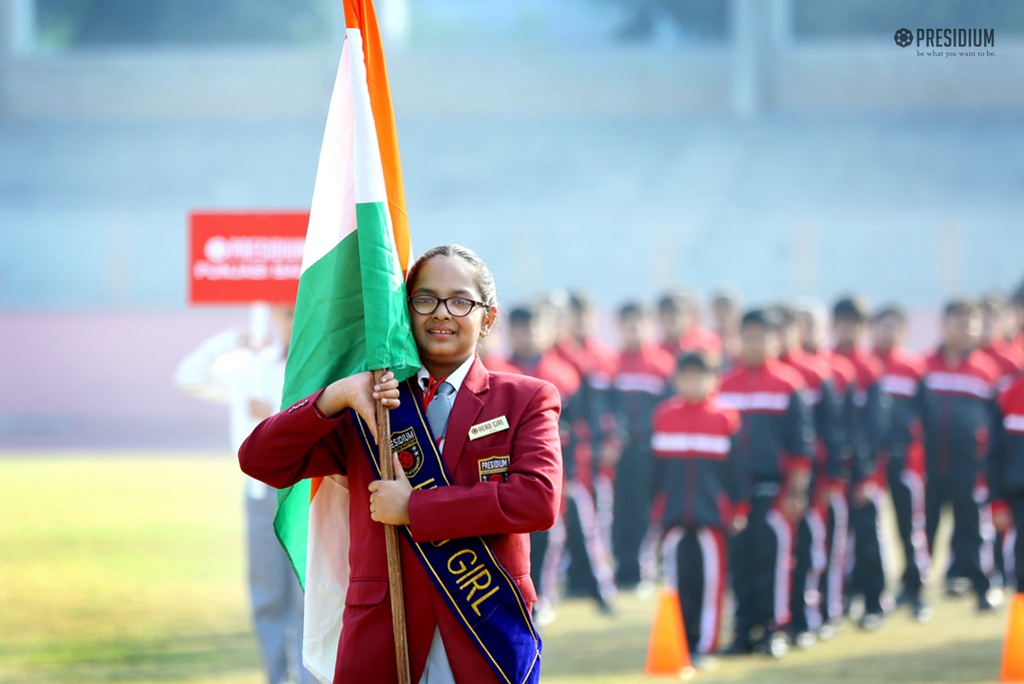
3, 114, 1021, 313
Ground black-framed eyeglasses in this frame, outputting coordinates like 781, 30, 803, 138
407, 294, 485, 317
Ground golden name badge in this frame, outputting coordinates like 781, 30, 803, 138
468, 416, 510, 441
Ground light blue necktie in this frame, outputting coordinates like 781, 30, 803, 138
425, 381, 456, 439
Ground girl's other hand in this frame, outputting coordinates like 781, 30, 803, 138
368, 452, 413, 526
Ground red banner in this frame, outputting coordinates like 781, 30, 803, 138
189, 212, 308, 305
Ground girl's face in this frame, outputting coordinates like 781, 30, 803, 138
408, 255, 496, 376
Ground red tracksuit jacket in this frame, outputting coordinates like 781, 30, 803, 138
651, 394, 743, 528
555, 337, 619, 487
875, 346, 928, 474
991, 375, 1024, 500
981, 338, 1024, 392
611, 343, 677, 452
922, 348, 1000, 477
782, 347, 844, 485
718, 358, 814, 491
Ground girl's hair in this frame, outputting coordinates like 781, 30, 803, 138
405, 244, 498, 309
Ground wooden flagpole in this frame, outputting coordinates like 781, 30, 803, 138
374, 368, 412, 684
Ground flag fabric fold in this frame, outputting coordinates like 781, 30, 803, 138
272, 1, 419, 680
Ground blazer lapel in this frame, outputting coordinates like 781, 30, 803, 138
442, 356, 490, 474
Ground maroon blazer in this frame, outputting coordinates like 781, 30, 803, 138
238, 356, 563, 684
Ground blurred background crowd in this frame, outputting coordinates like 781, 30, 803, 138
475, 281, 1024, 659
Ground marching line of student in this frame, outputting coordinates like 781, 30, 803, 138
482, 285, 1024, 664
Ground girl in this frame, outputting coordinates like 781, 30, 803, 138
239, 244, 563, 684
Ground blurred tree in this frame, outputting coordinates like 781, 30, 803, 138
36, 0, 332, 48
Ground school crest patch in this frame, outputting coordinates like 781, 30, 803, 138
391, 427, 424, 478
478, 455, 510, 483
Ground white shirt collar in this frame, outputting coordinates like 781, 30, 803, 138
416, 354, 476, 395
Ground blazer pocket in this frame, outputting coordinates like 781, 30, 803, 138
466, 444, 513, 483
344, 578, 389, 606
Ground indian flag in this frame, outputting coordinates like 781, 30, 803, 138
274, 1, 419, 680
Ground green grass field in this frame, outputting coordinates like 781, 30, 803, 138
0, 453, 1013, 683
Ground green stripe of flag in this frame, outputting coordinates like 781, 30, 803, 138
275, 201, 419, 589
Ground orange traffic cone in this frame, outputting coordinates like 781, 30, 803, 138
1002, 593, 1024, 682
645, 588, 695, 680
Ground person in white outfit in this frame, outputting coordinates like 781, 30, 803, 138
175, 304, 314, 684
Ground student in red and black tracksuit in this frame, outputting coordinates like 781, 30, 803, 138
609, 301, 677, 589
990, 372, 1024, 594
555, 292, 621, 596
981, 294, 1024, 590
872, 305, 932, 621
923, 299, 1002, 611
981, 294, 1024, 393
1011, 286, 1024, 356
719, 309, 813, 657
936, 297, 998, 595
832, 296, 890, 630
497, 305, 617, 620
796, 302, 857, 635
1010, 282, 1024, 582
657, 290, 723, 366
775, 304, 843, 647
652, 352, 743, 659
711, 287, 743, 373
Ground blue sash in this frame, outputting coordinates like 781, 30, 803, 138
353, 380, 542, 684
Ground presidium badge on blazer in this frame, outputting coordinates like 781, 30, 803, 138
468, 415, 510, 440
478, 456, 510, 483
391, 427, 425, 477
